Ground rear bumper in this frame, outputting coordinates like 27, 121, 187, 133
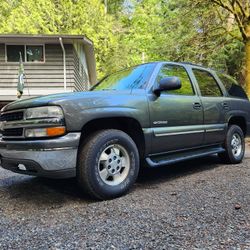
0, 133, 81, 178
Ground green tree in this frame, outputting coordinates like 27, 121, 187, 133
207, 0, 250, 94
0, 0, 120, 79
118, 0, 242, 78
0, 0, 247, 87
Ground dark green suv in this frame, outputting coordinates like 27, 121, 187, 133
0, 62, 250, 200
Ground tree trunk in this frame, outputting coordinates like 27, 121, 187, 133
245, 39, 250, 97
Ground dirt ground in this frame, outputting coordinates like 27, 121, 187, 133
0, 145, 250, 249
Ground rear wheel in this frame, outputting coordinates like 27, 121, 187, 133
77, 129, 139, 200
219, 125, 245, 164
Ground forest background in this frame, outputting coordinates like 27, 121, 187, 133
0, 0, 250, 94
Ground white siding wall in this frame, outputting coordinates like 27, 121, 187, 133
0, 43, 89, 101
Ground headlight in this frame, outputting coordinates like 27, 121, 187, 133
23, 106, 65, 138
25, 106, 64, 120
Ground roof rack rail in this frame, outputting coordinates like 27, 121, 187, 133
180, 62, 204, 67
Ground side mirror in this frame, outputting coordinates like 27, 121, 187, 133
153, 76, 181, 96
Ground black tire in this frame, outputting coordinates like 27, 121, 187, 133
219, 125, 245, 164
77, 129, 140, 200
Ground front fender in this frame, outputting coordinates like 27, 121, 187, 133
54, 93, 150, 132
71, 106, 148, 129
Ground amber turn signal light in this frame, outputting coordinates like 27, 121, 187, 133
46, 127, 66, 137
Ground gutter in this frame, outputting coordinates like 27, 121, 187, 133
59, 37, 67, 92
82, 36, 93, 46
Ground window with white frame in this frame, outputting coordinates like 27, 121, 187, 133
6, 45, 45, 62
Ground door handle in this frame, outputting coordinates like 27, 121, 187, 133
222, 102, 229, 110
193, 102, 202, 110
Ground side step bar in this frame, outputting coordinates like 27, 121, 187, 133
146, 146, 225, 168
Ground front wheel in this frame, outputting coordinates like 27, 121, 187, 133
77, 129, 139, 200
219, 125, 245, 164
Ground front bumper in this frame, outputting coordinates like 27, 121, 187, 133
0, 133, 81, 178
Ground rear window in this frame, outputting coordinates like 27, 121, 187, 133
218, 73, 248, 99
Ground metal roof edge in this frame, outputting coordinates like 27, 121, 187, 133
0, 34, 94, 45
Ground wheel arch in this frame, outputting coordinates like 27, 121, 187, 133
228, 115, 247, 136
79, 117, 146, 159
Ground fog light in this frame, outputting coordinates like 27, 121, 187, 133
25, 126, 66, 138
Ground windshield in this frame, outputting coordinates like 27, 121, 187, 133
91, 63, 155, 91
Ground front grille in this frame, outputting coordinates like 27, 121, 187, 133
0, 111, 24, 122
2, 128, 23, 137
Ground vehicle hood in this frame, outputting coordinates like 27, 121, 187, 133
1, 90, 133, 112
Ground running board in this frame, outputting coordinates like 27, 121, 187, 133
146, 146, 225, 167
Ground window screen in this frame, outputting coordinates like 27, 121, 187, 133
6, 45, 25, 62
26, 45, 44, 62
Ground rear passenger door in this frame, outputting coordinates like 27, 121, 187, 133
192, 68, 227, 145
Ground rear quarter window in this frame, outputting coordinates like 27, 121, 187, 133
218, 73, 248, 99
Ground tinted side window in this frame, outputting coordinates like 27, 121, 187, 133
157, 65, 194, 95
193, 69, 222, 97
218, 73, 248, 99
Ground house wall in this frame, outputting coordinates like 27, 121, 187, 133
0, 43, 89, 101
72, 45, 89, 91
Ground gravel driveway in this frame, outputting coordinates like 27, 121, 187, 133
0, 145, 250, 249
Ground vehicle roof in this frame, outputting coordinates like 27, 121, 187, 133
143, 61, 214, 71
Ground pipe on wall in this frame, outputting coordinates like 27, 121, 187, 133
59, 37, 67, 92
